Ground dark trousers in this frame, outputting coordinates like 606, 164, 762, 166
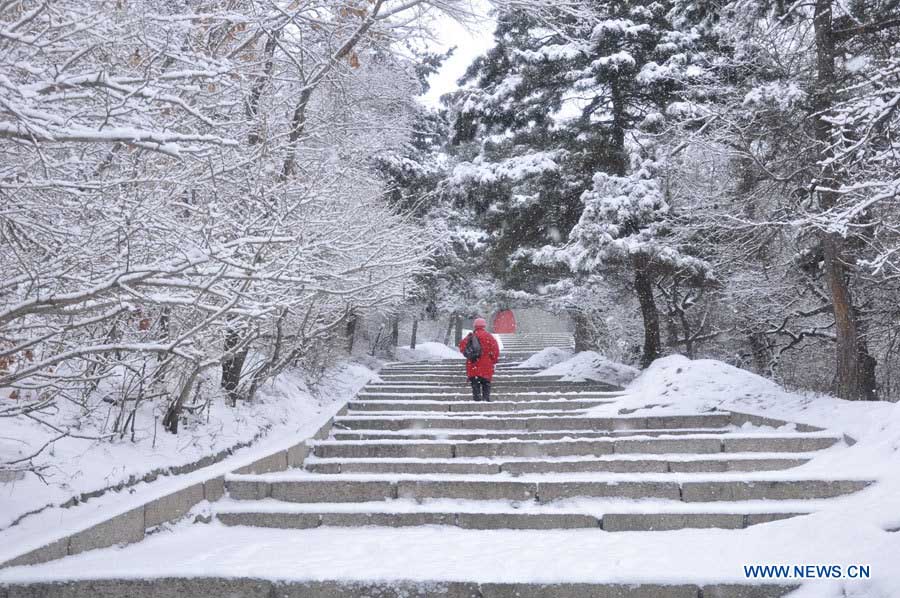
469, 376, 491, 402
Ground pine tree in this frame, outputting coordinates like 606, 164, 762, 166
670, 0, 900, 398
445, 0, 713, 365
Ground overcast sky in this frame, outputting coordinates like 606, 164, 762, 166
418, 1, 496, 108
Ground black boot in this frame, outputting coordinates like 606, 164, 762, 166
481, 379, 491, 402
469, 377, 482, 402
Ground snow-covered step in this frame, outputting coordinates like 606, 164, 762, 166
303, 455, 811, 475
309, 435, 838, 459
346, 409, 603, 418
346, 399, 615, 412
0, 577, 802, 598
357, 391, 625, 401
225, 475, 871, 503
332, 413, 735, 431
499, 342, 573, 348
362, 382, 618, 392
379, 366, 542, 374
331, 427, 738, 441
381, 363, 542, 369
213, 501, 809, 531
368, 376, 592, 383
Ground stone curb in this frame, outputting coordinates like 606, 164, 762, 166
0, 418, 336, 570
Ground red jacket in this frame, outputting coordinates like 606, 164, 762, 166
459, 329, 500, 380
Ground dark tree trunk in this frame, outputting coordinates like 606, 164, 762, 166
633, 255, 661, 368
410, 318, 418, 350
221, 329, 248, 407
346, 312, 358, 354
609, 82, 628, 177
443, 315, 454, 345
748, 332, 773, 375
813, 0, 876, 400
571, 309, 598, 352
453, 315, 463, 346
391, 316, 399, 348
164, 367, 201, 434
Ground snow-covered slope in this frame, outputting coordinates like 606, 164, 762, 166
394, 342, 464, 362
537, 350, 639, 386
515, 347, 574, 369
0, 362, 377, 531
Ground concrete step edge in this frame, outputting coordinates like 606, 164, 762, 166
0, 579, 801, 598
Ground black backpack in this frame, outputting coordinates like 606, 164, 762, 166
463, 332, 482, 362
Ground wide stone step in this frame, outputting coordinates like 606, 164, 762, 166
304, 456, 811, 475
2, 578, 800, 597
501, 338, 573, 343
333, 413, 735, 431
381, 364, 541, 370
214, 505, 806, 531
363, 382, 618, 393
331, 428, 736, 441
225, 476, 870, 503
346, 399, 614, 412
346, 410, 603, 419
500, 346, 573, 352
377, 374, 562, 382
311, 435, 836, 459
357, 391, 624, 401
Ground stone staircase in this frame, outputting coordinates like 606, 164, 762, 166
216, 335, 869, 548
495, 332, 574, 361
4, 334, 873, 598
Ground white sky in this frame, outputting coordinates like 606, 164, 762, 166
418, 0, 496, 108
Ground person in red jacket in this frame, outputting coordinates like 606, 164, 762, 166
458, 317, 500, 402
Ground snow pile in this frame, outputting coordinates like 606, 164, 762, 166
394, 342, 463, 362
538, 351, 639, 386
595, 355, 900, 441
516, 347, 574, 369
0, 362, 376, 532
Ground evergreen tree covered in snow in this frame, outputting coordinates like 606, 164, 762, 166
667, 0, 900, 398
445, 0, 714, 364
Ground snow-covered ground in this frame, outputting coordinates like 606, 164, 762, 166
0, 362, 377, 536
537, 350, 640, 386
515, 346, 574, 369
2, 353, 899, 598
394, 342, 464, 362
3, 519, 896, 596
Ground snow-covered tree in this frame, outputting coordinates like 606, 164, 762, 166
0, 0, 465, 451
443, 0, 715, 365
667, 0, 900, 398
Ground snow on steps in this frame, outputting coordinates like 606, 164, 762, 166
216, 343, 872, 538
0, 336, 874, 597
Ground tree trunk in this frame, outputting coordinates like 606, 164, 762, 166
609, 82, 628, 177
453, 315, 463, 346
221, 328, 248, 407
391, 316, 399, 348
443, 315, 454, 345
570, 309, 597, 352
633, 255, 661, 368
748, 332, 773, 375
410, 318, 418, 350
163, 366, 202, 434
346, 312, 358, 354
219, 31, 279, 403
813, 0, 876, 400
